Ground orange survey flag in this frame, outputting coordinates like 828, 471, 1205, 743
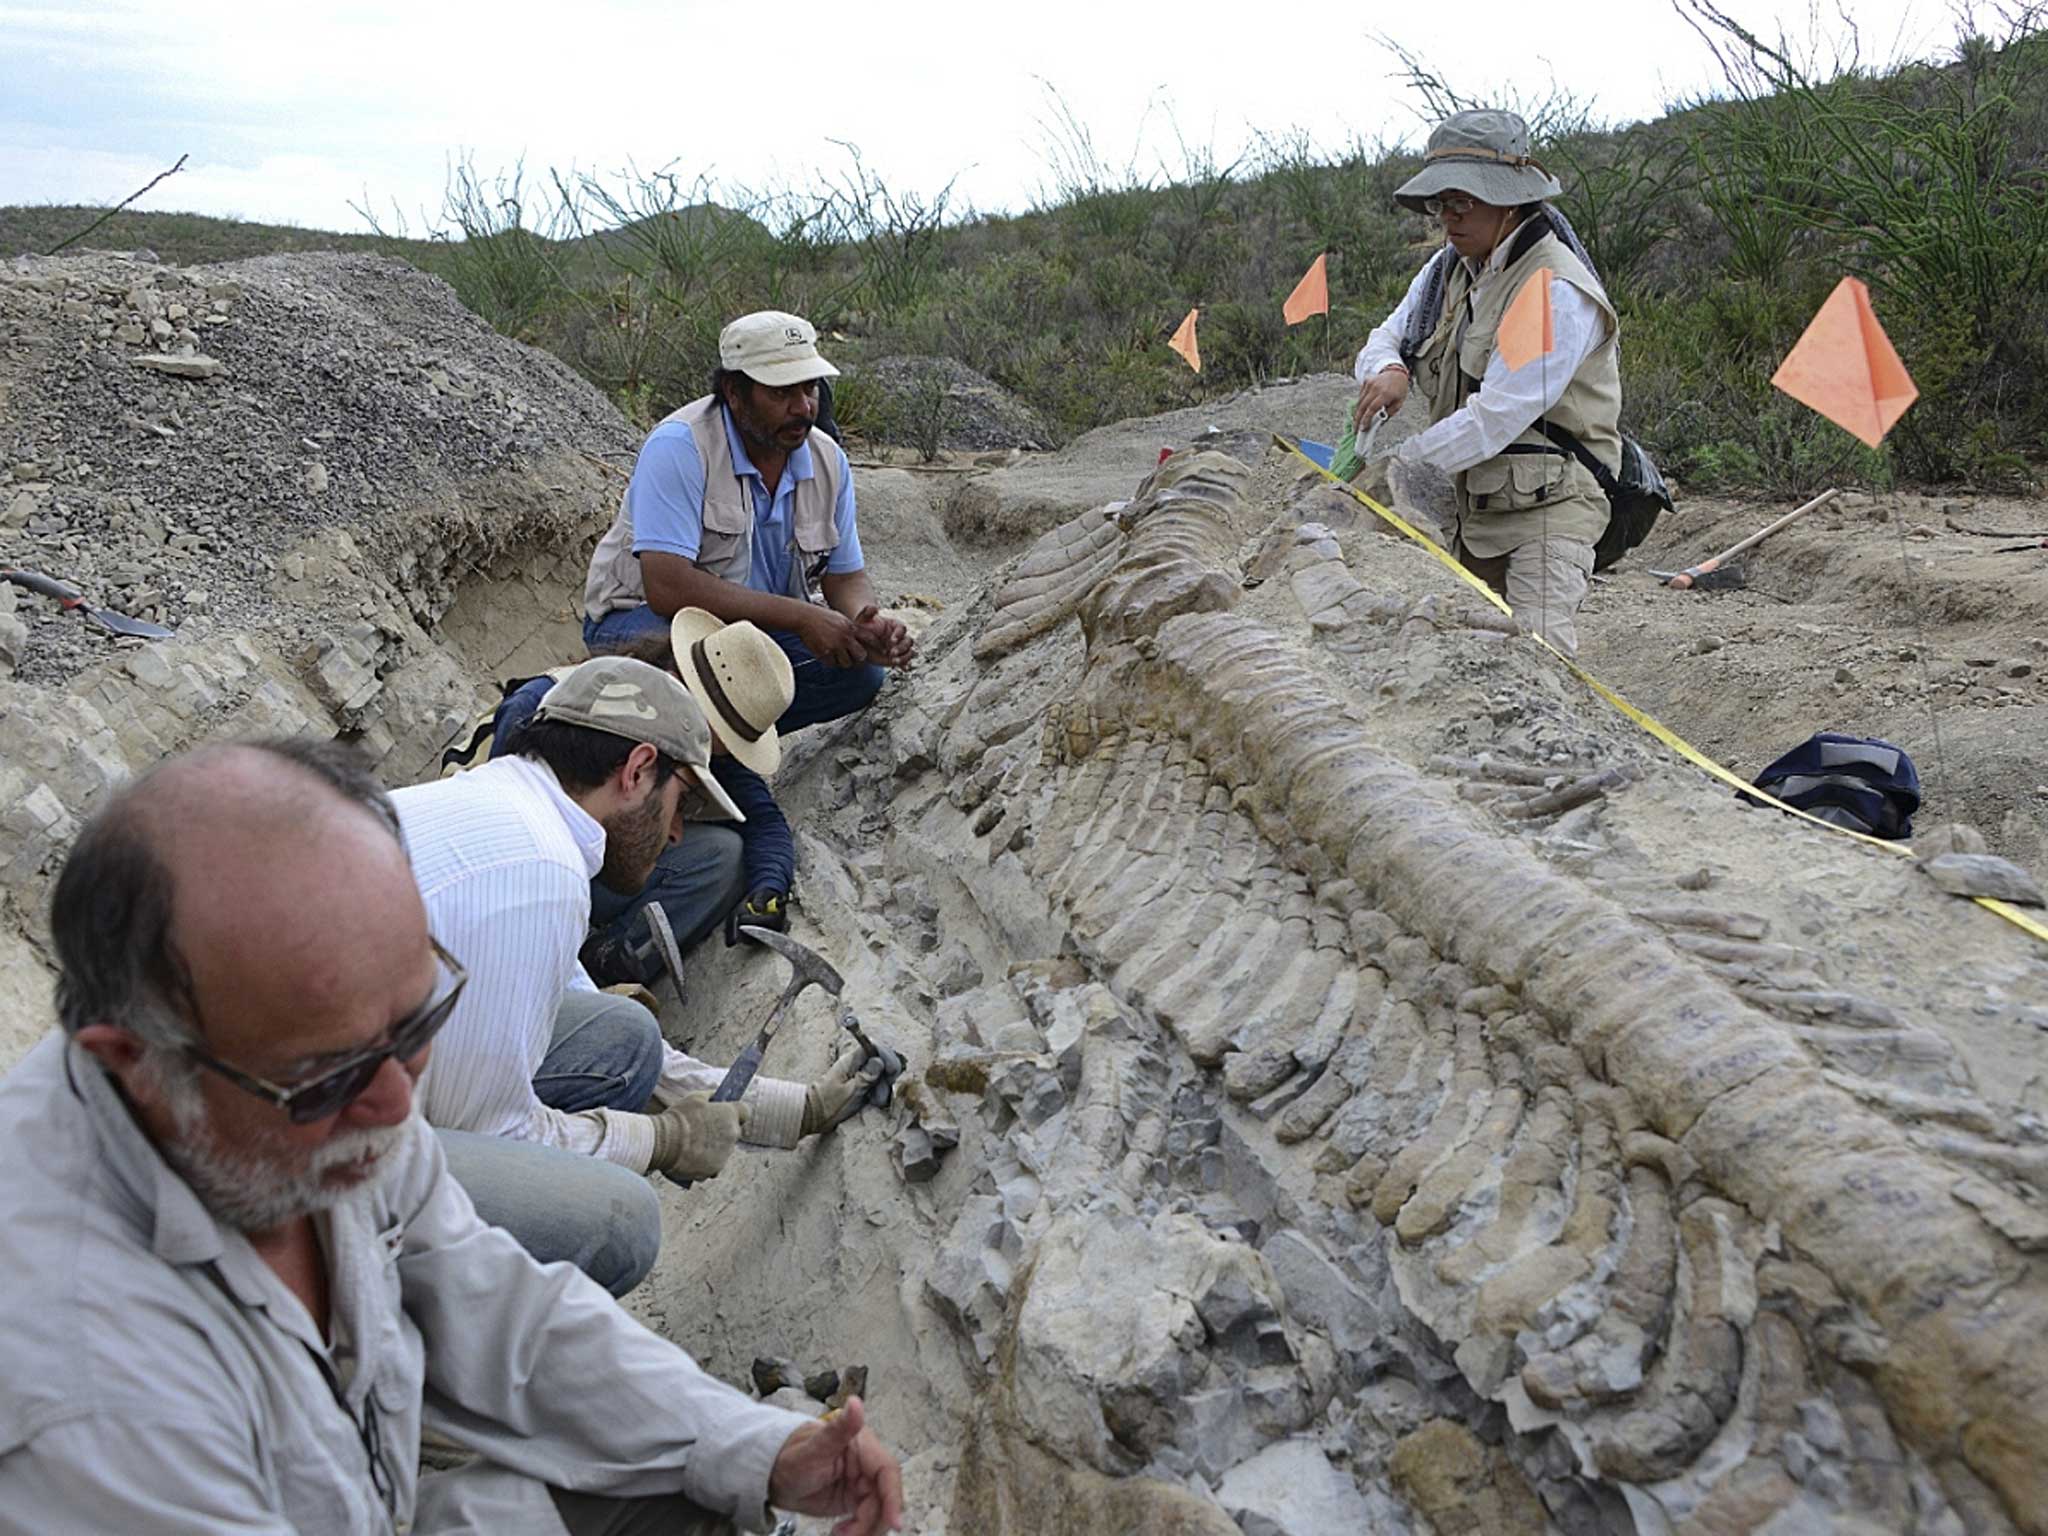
1283, 254, 1329, 325
1168, 307, 1201, 373
1496, 267, 1555, 372
1772, 276, 1917, 447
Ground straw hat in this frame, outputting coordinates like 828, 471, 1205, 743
1393, 110, 1563, 213
669, 608, 796, 776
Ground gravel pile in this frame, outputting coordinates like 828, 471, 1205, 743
0, 249, 636, 687
845, 354, 1050, 453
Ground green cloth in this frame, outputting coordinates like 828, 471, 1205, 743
1329, 417, 1361, 482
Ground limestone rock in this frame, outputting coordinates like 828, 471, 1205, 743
134, 351, 223, 379
1215, 1439, 1393, 1536
1388, 1419, 1549, 1535
1920, 851, 2044, 906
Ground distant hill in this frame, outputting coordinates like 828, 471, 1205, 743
0, 204, 444, 268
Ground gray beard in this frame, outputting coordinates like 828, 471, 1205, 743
153, 1055, 411, 1233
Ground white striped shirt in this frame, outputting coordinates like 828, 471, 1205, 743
394, 756, 806, 1174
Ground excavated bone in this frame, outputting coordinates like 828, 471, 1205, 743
1499, 767, 1630, 820
1425, 752, 1559, 786
977, 507, 1125, 660
1736, 988, 1902, 1030
1590, 1199, 1748, 1482
1632, 905, 1771, 941
1436, 1082, 1574, 1289
1669, 1310, 1808, 1534
1397, 1077, 1525, 1247
1520, 1161, 1675, 1409
1371, 1012, 1495, 1225
954, 449, 2048, 1527
1473, 1111, 1621, 1341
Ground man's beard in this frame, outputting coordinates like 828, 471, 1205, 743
596, 786, 667, 895
151, 1053, 411, 1233
731, 396, 811, 455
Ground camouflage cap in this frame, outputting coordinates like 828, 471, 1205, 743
532, 656, 743, 820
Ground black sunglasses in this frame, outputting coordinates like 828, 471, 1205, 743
181, 938, 468, 1124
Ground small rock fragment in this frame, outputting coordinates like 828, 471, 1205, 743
1920, 852, 2045, 906
802, 1368, 840, 1402
135, 352, 223, 380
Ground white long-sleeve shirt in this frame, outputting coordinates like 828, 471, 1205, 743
1354, 241, 1609, 475
396, 756, 805, 1173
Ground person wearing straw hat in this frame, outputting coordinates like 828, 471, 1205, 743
393, 656, 885, 1296
479, 611, 806, 990
1350, 108, 1622, 657
581, 309, 915, 731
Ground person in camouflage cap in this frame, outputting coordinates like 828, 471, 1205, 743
391, 656, 884, 1296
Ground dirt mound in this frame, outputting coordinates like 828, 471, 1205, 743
947, 372, 1366, 546
0, 249, 635, 686
846, 354, 1051, 454
1580, 489, 2048, 870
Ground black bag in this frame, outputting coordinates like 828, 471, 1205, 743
1745, 732, 1921, 840
1538, 423, 1675, 572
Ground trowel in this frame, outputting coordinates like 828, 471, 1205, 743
2, 568, 174, 639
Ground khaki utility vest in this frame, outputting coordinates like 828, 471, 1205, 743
583, 396, 845, 621
1411, 226, 1622, 559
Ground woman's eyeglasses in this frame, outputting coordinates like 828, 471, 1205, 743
181, 938, 468, 1123
1423, 195, 1480, 219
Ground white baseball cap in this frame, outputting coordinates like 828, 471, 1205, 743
719, 310, 841, 388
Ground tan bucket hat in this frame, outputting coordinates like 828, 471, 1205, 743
720, 310, 841, 388
1393, 109, 1563, 213
670, 608, 796, 777
533, 655, 745, 820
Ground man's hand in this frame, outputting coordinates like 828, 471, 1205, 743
801, 1045, 886, 1136
1353, 365, 1410, 432
724, 888, 789, 947
797, 603, 867, 668
768, 1397, 904, 1536
851, 605, 914, 670
648, 1092, 749, 1183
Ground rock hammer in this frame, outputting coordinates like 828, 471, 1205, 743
737, 926, 901, 1107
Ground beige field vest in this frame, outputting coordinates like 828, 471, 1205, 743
1411, 227, 1622, 559
583, 396, 845, 621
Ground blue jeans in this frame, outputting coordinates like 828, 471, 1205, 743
589, 822, 745, 958
436, 989, 665, 1298
584, 603, 885, 733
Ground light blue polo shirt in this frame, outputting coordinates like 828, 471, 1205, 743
626, 406, 863, 597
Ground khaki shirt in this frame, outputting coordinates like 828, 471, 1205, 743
0, 1033, 810, 1534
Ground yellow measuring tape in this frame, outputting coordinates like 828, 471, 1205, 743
1275, 436, 2048, 948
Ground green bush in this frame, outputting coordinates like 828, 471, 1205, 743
69, 14, 2011, 484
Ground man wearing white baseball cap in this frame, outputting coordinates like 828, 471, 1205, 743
582, 309, 915, 735
395, 656, 882, 1296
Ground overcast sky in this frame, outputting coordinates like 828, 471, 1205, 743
2, 0, 1950, 234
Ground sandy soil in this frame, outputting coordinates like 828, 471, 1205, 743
1581, 491, 2048, 871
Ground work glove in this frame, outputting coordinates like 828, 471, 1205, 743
649, 1092, 750, 1184
724, 888, 789, 947
800, 1045, 888, 1137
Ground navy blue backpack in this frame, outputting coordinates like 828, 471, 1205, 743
1747, 733, 1921, 839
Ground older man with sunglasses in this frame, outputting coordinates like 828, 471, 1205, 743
1351, 108, 1622, 658
0, 735, 904, 1535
